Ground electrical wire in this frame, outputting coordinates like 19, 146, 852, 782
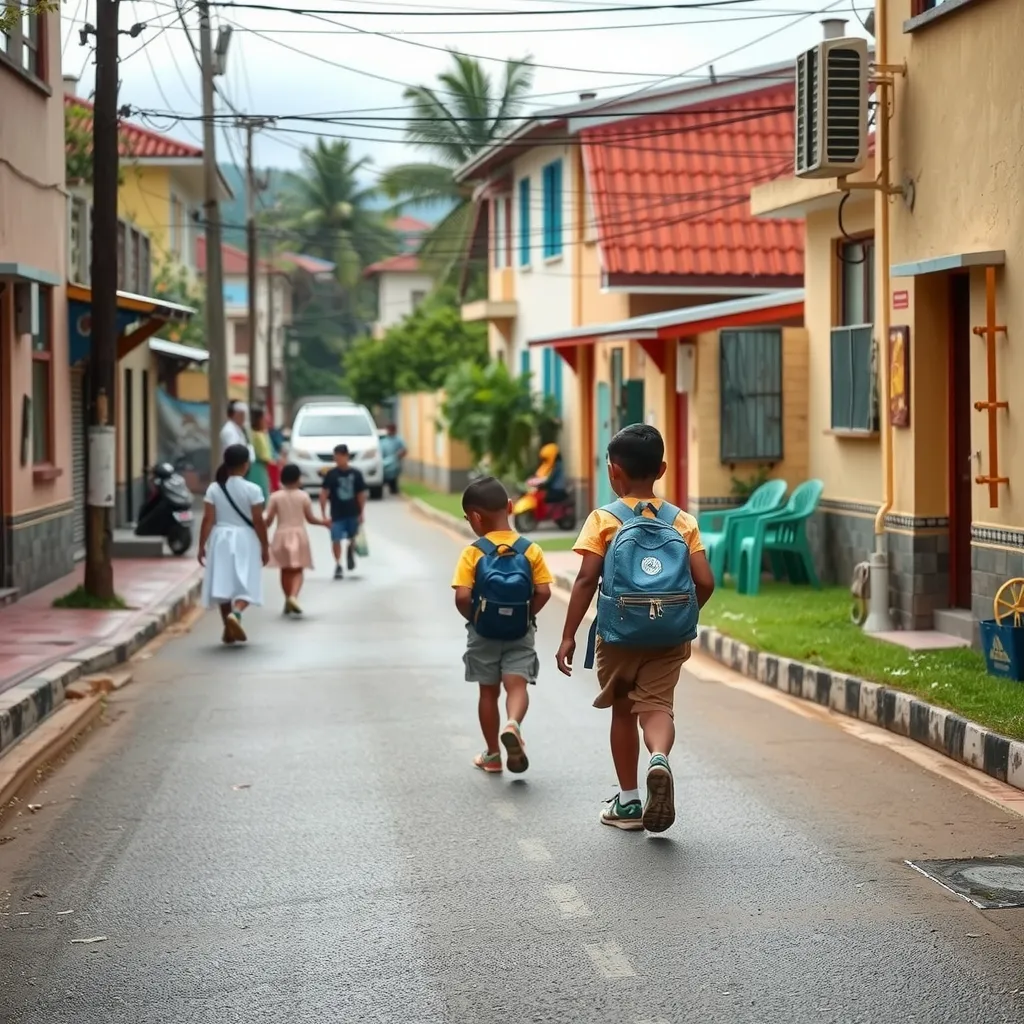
207, 1, 800, 17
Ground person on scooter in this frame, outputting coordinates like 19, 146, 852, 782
534, 443, 568, 504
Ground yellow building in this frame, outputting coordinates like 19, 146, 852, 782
458, 64, 807, 514
752, 0, 1024, 640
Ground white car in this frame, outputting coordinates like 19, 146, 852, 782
289, 402, 385, 499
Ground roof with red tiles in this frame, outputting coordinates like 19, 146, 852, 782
195, 236, 273, 276
364, 254, 422, 277
65, 95, 203, 160
582, 83, 803, 284
390, 215, 430, 234
279, 252, 337, 276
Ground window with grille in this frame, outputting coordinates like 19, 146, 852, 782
831, 236, 877, 431
719, 329, 783, 462
1, 8, 44, 79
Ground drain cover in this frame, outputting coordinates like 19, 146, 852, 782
906, 856, 1024, 909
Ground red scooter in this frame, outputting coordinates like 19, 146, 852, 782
512, 476, 576, 532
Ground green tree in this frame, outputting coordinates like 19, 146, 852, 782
65, 103, 93, 184
441, 360, 559, 484
343, 287, 488, 408
275, 138, 396, 291
1, 2, 58, 32
151, 258, 205, 348
379, 53, 534, 286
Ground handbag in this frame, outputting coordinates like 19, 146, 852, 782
219, 480, 255, 530
354, 526, 369, 558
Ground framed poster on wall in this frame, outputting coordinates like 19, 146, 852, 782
889, 325, 910, 428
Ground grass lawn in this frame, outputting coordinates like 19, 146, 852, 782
403, 481, 578, 551
702, 581, 1024, 741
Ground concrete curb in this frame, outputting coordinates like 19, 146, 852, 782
404, 497, 1024, 794
691, 624, 1024, 795
0, 570, 203, 763
408, 496, 475, 541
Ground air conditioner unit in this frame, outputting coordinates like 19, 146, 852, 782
795, 36, 869, 179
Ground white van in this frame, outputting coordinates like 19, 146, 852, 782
289, 401, 384, 498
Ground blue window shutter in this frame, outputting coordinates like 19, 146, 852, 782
542, 348, 552, 395
542, 166, 551, 256
518, 178, 530, 266
520, 348, 531, 380
553, 350, 563, 410
552, 160, 563, 255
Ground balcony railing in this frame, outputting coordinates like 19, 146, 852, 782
68, 195, 152, 296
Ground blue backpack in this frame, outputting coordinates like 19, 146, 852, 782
584, 500, 698, 668
471, 537, 534, 641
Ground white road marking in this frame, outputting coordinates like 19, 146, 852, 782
492, 800, 517, 821
546, 884, 591, 919
584, 940, 636, 978
518, 838, 552, 862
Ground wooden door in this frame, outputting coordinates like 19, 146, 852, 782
949, 275, 972, 608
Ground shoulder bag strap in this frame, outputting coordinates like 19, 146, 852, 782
510, 536, 532, 556
472, 537, 498, 556
601, 499, 634, 523
654, 501, 681, 524
219, 480, 256, 530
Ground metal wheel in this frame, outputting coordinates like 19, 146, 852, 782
168, 524, 192, 556
514, 511, 537, 533
993, 577, 1024, 626
556, 512, 576, 531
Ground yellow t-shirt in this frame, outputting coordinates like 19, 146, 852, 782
451, 531, 554, 590
574, 497, 704, 560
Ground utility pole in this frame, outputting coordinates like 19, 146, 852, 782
84, 0, 120, 601
244, 119, 259, 411
265, 252, 275, 421
199, 0, 228, 472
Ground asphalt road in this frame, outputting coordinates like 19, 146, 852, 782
1, 500, 1023, 1024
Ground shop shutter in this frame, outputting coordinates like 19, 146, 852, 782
71, 368, 86, 553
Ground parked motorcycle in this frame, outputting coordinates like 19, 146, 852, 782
513, 443, 577, 533
135, 463, 193, 556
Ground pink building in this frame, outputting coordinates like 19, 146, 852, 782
0, 10, 71, 598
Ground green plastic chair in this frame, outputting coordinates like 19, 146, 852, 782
698, 479, 788, 584
736, 479, 824, 596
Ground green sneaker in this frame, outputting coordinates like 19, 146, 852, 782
643, 754, 675, 834
600, 794, 644, 831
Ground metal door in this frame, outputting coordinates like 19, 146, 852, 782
595, 381, 614, 507
71, 368, 86, 554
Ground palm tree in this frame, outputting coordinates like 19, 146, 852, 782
379, 52, 534, 286
276, 138, 396, 289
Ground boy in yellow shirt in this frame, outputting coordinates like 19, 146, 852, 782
452, 476, 553, 774
557, 424, 715, 832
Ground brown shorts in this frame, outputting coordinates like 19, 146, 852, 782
593, 637, 691, 717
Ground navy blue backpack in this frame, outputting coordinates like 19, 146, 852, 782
584, 499, 698, 668
471, 537, 534, 640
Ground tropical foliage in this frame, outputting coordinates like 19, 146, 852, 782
343, 288, 487, 409
379, 53, 534, 286
151, 257, 206, 349
273, 138, 395, 290
441, 360, 560, 484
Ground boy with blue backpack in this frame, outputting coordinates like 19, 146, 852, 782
452, 476, 553, 774
556, 424, 715, 833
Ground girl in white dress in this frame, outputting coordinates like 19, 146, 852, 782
198, 443, 270, 645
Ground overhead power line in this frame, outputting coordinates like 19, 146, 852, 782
206, 1, 796, 17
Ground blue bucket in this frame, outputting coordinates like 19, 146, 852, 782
978, 619, 1024, 682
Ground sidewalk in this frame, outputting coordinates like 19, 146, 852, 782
0, 558, 203, 761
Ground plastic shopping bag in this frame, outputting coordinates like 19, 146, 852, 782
354, 527, 369, 558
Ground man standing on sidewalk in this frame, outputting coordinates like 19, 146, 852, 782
219, 400, 253, 463
381, 423, 407, 495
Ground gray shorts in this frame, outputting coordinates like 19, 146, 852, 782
463, 624, 540, 686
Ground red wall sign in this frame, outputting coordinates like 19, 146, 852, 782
893, 289, 909, 310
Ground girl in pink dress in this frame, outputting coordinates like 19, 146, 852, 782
264, 464, 329, 615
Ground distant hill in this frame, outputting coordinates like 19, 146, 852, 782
218, 164, 450, 251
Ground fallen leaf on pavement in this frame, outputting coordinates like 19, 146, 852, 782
232, 784, 251, 790
70, 936, 107, 944
0, 837, 14, 845
27, 805, 42, 813
57, 910, 74, 916
28, 891, 47, 899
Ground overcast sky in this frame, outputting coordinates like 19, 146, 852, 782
65, 0, 872, 179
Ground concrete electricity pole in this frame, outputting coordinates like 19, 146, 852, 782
199, 0, 228, 472
245, 120, 258, 411
84, 0, 120, 601
265, 254, 275, 420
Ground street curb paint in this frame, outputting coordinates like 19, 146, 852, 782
685, 621, 1024, 796
0, 570, 203, 765
406, 495, 1024, 795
